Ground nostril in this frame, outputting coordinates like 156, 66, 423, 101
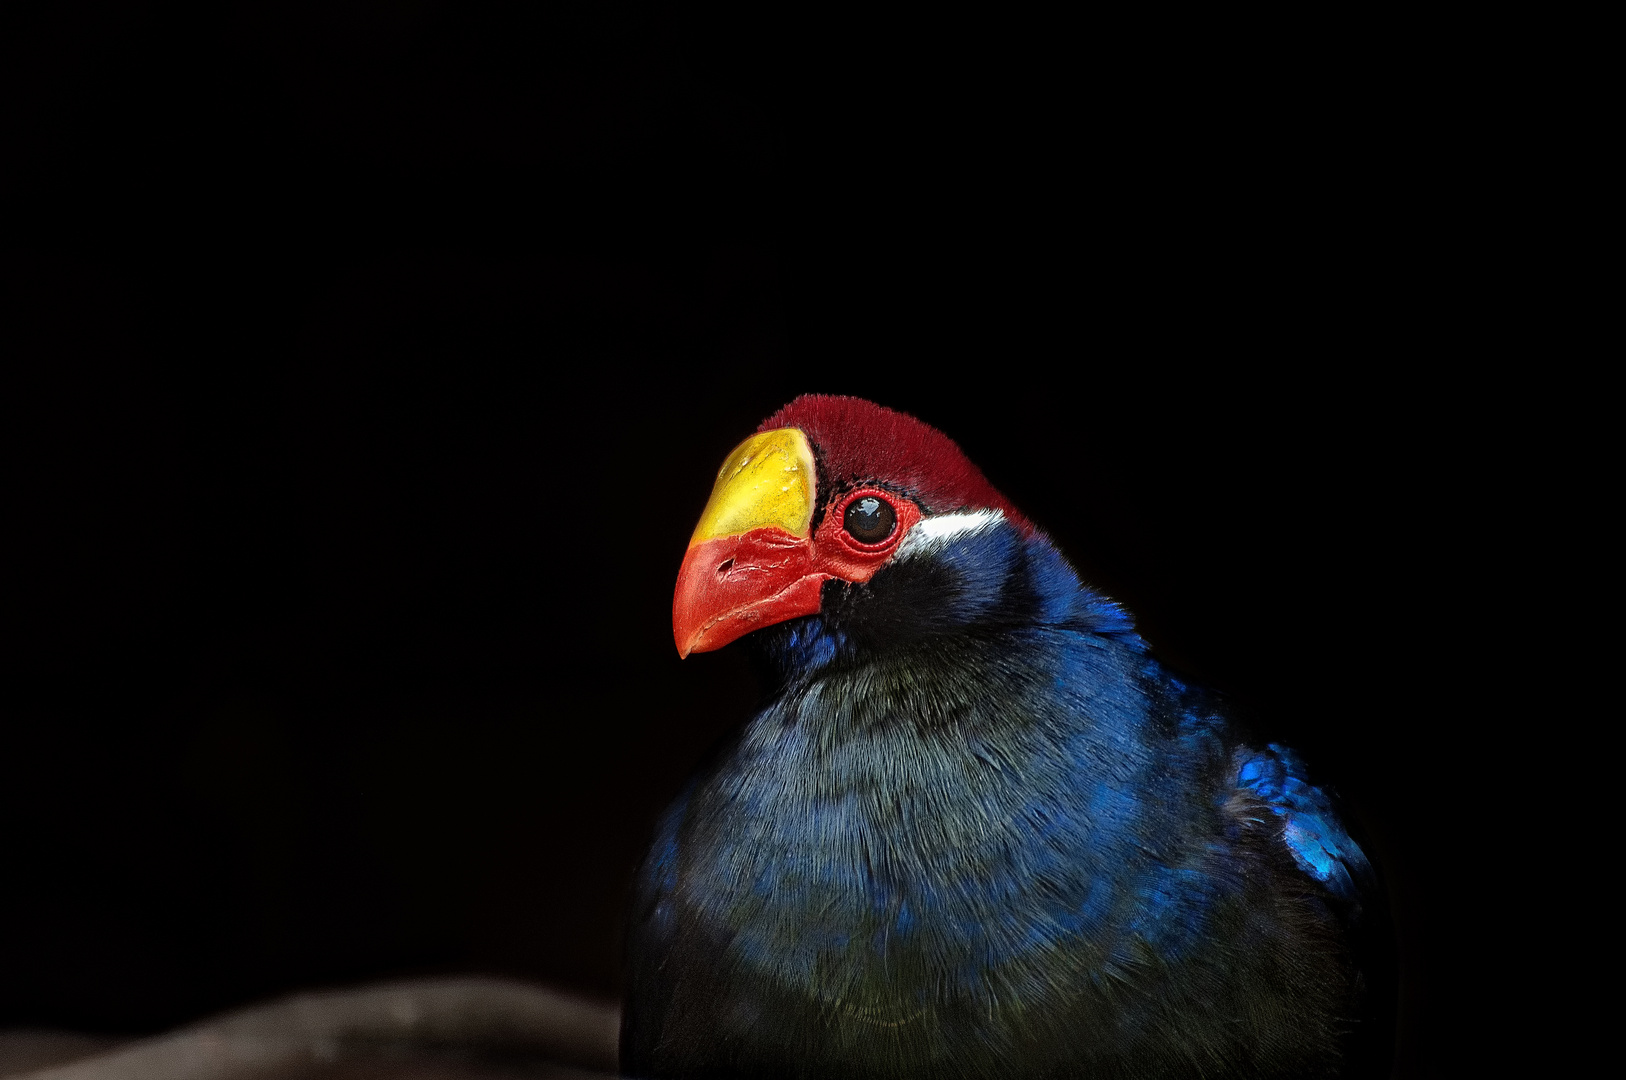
716, 558, 734, 578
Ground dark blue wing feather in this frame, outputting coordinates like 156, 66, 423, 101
1236, 743, 1372, 906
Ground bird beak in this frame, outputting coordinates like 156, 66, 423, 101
673, 428, 825, 657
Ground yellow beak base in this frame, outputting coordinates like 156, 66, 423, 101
687, 428, 815, 549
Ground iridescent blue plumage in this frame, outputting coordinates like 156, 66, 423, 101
626, 399, 1387, 1079
1236, 744, 1371, 904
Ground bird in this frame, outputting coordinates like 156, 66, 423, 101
623, 395, 1389, 1079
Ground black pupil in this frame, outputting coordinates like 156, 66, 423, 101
843, 496, 896, 543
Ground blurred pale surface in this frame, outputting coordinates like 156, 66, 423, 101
1, 980, 619, 1080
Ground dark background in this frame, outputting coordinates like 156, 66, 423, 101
5, 5, 1478, 1075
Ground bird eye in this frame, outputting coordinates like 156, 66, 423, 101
843, 495, 897, 544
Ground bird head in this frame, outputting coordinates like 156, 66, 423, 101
673, 396, 1042, 659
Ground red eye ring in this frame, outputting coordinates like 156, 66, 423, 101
810, 489, 922, 583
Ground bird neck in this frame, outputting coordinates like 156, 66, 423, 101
748, 527, 1145, 690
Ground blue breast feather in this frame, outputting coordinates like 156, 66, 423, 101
644, 678, 1369, 1003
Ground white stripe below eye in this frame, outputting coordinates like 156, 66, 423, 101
895, 509, 1007, 561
